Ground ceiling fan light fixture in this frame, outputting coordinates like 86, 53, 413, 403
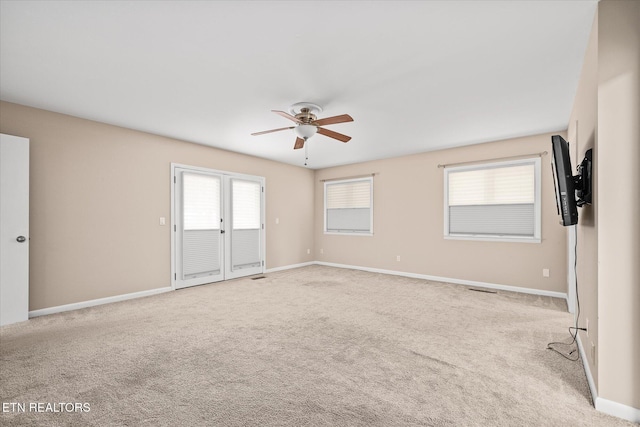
294, 124, 317, 140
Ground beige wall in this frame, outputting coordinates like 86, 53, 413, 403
315, 132, 568, 293
0, 101, 315, 311
567, 10, 599, 388
597, 0, 640, 410
567, 0, 640, 411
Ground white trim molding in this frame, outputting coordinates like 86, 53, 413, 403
576, 328, 640, 423
265, 262, 315, 273
315, 261, 567, 299
28, 287, 173, 318
596, 398, 640, 423
28, 260, 568, 320
27, 262, 314, 318
576, 334, 598, 406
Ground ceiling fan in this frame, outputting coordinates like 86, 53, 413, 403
251, 102, 353, 149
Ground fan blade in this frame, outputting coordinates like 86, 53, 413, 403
272, 110, 302, 123
312, 114, 354, 127
317, 127, 351, 143
294, 137, 305, 150
251, 126, 294, 136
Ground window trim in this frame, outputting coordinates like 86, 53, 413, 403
443, 157, 541, 243
324, 176, 374, 236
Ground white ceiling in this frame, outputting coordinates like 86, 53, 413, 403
0, 1, 597, 169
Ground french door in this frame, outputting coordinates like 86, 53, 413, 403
172, 165, 264, 289
224, 177, 264, 280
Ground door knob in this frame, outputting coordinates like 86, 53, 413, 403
16, 236, 26, 243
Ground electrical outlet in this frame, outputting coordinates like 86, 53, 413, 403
307, 248, 310, 254
396, 255, 401, 262
542, 268, 550, 278
586, 318, 589, 337
320, 248, 323, 254
159, 217, 166, 226
275, 217, 279, 224
591, 342, 596, 362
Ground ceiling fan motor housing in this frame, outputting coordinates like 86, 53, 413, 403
295, 108, 317, 123
289, 102, 322, 123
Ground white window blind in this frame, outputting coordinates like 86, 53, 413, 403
325, 178, 373, 234
232, 179, 261, 230
445, 159, 540, 241
183, 173, 220, 230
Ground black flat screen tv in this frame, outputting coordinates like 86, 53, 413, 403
550, 135, 592, 226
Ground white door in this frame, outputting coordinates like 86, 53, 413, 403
174, 168, 225, 289
0, 134, 30, 326
224, 176, 264, 279
172, 165, 265, 289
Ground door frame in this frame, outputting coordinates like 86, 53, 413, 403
170, 163, 266, 290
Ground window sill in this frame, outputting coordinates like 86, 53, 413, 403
324, 232, 374, 237
444, 234, 541, 244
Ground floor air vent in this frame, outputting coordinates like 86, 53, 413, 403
469, 288, 497, 294
251, 276, 266, 280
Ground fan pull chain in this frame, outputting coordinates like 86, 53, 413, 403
304, 141, 309, 166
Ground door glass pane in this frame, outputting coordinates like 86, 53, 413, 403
232, 180, 260, 230
182, 172, 221, 279
183, 173, 220, 230
231, 179, 261, 270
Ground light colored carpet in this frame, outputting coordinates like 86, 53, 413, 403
0, 265, 631, 426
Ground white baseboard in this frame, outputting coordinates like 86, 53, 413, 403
28, 287, 173, 318
26, 261, 565, 320
265, 261, 315, 273
596, 397, 640, 423
576, 334, 598, 406
572, 318, 640, 423
315, 261, 568, 300
28, 261, 312, 317
27, 261, 567, 317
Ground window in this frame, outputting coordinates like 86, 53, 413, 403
444, 158, 541, 242
324, 177, 373, 235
